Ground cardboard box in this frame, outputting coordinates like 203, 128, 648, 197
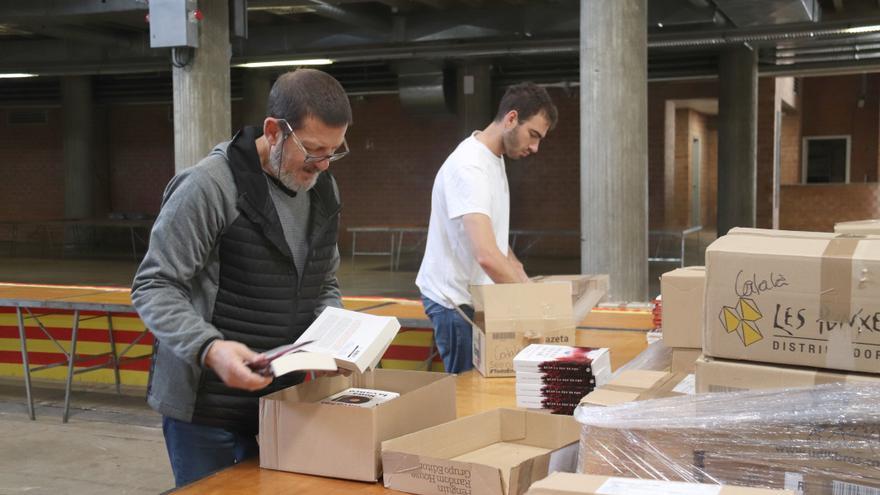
579, 369, 691, 407
661, 267, 705, 349
695, 355, 880, 393
259, 369, 456, 481
704, 228, 880, 374
531, 274, 610, 323
382, 408, 581, 495
835, 219, 880, 235
526, 472, 794, 495
671, 347, 702, 374
471, 283, 577, 377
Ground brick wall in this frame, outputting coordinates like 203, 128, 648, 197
780, 183, 880, 232
0, 108, 65, 221
648, 80, 718, 229
800, 74, 880, 183
107, 104, 174, 216
757, 78, 776, 228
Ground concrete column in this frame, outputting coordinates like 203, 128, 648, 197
580, 0, 648, 301
456, 62, 492, 137
241, 69, 273, 129
717, 44, 758, 235
172, 0, 230, 172
62, 76, 95, 220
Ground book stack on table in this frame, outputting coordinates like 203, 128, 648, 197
514, 344, 611, 415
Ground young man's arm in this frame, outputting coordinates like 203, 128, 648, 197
507, 247, 530, 282
462, 213, 529, 283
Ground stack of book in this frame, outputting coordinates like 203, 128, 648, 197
513, 344, 611, 415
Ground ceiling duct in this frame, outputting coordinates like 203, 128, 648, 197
396, 61, 454, 114
713, 0, 820, 27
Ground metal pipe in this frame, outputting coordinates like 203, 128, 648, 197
649, 19, 880, 48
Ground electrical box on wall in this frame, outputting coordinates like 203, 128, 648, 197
149, 0, 199, 48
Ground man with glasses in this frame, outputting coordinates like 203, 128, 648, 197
416, 82, 558, 374
132, 69, 351, 487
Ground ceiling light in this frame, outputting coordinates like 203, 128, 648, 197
235, 59, 333, 68
0, 73, 37, 79
845, 25, 880, 34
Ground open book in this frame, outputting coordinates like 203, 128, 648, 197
247, 306, 401, 377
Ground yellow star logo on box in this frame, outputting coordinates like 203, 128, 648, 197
718, 297, 763, 346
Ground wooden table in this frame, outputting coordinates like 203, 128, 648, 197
172, 330, 647, 494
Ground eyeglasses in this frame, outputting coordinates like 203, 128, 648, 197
278, 119, 349, 164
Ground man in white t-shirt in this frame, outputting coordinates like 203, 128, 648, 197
416, 82, 558, 373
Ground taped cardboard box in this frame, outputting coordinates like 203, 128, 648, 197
259, 369, 456, 481
835, 219, 880, 235
382, 408, 581, 495
661, 266, 706, 349
695, 355, 880, 393
671, 348, 702, 374
526, 472, 794, 495
574, 383, 880, 494
704, 228, 880, 374
471, 283, 577, 378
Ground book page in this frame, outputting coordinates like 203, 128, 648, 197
295, 307, 399, 372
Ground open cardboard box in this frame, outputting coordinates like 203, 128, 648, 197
382, 408, 581, 495
259, 368, 456, 481
471, 275, 608, 377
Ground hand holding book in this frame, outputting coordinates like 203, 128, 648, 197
245, 307, 401, 378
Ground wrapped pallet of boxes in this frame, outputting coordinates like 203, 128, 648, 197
471, 276, 608, 377
574, 382, 880, 494
704, 228, 880, 374
526, 472, 795, 495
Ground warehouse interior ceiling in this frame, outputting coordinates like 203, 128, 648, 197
0, 0, 879, 100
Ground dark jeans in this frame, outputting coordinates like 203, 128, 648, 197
421, 295, 475, 373
162, 416, 259, 487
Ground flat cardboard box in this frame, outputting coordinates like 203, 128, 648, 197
671, 347, 702, 374
527, 472, 794, 495
695, 355, 880, 393
259, 368, 456, 481
579, 369, 691, 407
382, 408, 581, 495
661, 267, 705, 349
835, 219, 880, 235
704, 228, 880, 374
471, 283, 577, 377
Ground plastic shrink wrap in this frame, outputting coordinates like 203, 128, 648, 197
574, 382, 880, 495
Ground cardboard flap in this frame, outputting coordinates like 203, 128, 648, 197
606, 370, 669, 389
382, 409, 503, 458
472, 283, 574, 320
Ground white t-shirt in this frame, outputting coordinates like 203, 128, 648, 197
416, 133, 510, 308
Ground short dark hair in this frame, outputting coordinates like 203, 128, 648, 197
494, 82, 558, 131
266, 69, 353, 130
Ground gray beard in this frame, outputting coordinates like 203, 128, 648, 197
270, 144, 318, 193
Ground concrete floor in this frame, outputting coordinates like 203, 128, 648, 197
0, 241, 691, 494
